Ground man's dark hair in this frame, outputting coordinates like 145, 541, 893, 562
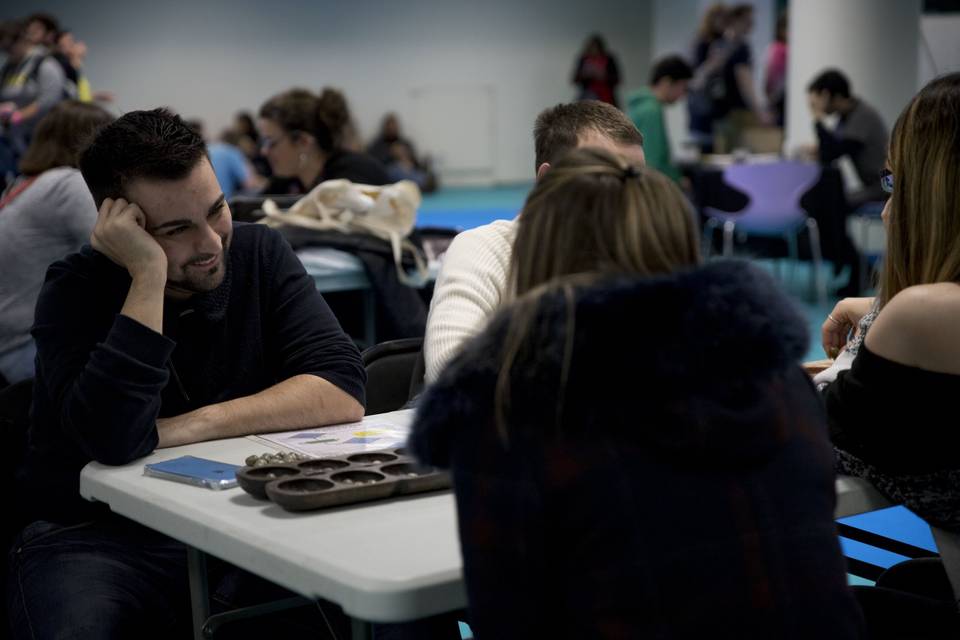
808, 69, 851, 99
728, 4, 754, 20
534, 101, 643, 169
79, 108, 208, 207
26, 12, 59, 35
650, 55, 694, 85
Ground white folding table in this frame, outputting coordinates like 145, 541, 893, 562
80, 407, 890, 639
79, 410, 465, 640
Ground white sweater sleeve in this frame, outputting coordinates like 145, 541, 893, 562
423, 220, 515, 384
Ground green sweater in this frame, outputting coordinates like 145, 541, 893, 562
626, 88, 681, 182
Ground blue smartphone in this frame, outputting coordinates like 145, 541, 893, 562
144, 456, 240, 490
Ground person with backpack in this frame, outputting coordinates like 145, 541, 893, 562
0, 18, 68, 179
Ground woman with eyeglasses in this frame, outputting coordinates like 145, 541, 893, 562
816, 74, 960, 638
821, 73, 960, 529
257, 88, 389, 195
410, 147, 864, 639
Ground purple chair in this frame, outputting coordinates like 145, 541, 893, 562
703, 161, 825, 304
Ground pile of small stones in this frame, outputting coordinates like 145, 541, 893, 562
244, 452, 310, 467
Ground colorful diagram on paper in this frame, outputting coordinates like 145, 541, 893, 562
256, 421, 409, 458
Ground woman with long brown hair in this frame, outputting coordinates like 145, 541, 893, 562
824, 73, 960, 529
0, 100, 112, 385
410, 147, 863, 639
819, 71, 960, 640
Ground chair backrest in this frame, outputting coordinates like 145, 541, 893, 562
228, 195, 302, 222
721, 161, 821, 231
416, 226, 461, 262
361, 338, 424, 415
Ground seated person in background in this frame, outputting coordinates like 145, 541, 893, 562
186, 119, 262, 199
807, 69, 888, 208
367, 113, 437, 192
214, 129, 267, 197
411, 147, 864, 639
232, 110, 272, 178
0, 18, 67, 176
626, 54, 693, 185
821, 72, 960, 639
258, 88, 389, 194
424, 100, 644, 383
0, 100, 112, 385
54, 29, 114, 104
9, 108, 365, 638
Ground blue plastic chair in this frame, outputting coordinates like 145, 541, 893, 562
703, 161, 825, 304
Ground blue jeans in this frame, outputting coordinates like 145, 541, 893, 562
7, 518, 191, 639
8, 517, 464, 639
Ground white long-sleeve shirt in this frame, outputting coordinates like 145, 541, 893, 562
423, 218, 517, 383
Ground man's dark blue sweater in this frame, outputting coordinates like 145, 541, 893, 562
20, 222, 366, 524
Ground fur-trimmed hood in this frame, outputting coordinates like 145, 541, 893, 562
411, 260, 817, 469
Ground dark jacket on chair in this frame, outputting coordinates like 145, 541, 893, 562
410, 260, 864, 639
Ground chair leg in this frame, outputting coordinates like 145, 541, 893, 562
722, 220, 736, 257
703, 218, 719, 259
786, 232, 799, 291
807, 218, 827, 306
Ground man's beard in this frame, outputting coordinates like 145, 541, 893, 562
166, 231, 232, 295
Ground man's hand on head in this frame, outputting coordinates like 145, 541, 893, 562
91, 198, 168, 283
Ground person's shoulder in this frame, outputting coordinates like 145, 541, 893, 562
337, 150, 382, 169
865, 283, 960, 373
328, 151, 389, 184
33, 166, 81, 188
626, 89, 658, 114
43, 244, 120, 292
438, 219, 516, 280
23, 168, 91, 209
853, 98, 886, 124
37, 53, 65, 77
231, 221, 283, 248
449, 219, 516, 254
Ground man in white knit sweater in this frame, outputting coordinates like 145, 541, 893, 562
424, 101, 645, 382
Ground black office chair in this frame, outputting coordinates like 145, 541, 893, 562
0, 378, 33, 637
415, 226, 460, 263
228, 195, 301, 223
361, 338, 424, 415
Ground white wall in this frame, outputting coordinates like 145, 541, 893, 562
785, 0, 921, 151
918, 14, 960, 87
8, 0, 653, 185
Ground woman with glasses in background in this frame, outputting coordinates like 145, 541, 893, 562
257, 88, 388, 195
820, 73, 960, 638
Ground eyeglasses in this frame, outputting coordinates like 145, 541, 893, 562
880, 168, 894, 194
260, 136, 283, 151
